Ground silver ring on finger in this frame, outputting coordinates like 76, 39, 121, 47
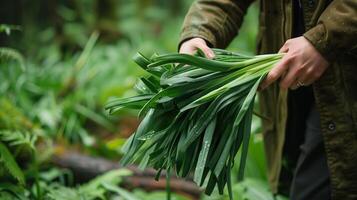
297, 81, 305, 87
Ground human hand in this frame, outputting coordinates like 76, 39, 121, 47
260, 36, 329, 90
179, 37, 215, 59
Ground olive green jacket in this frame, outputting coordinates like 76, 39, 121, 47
180, 0, 357, 199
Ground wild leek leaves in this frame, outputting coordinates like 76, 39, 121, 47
105, 49, 282, 199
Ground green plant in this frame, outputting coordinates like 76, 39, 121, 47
44, 169, 133, 200
0, 47, 25, 70
0, 107, 39, 187
0, 24, 21, 35
0, 130, 39, 186
106, 49, 282, 199
0, 3, 276, 199
0, 168, 142, 200
201, 178, 288, 200
0, 140, 26, 185
0, 130, 37, 152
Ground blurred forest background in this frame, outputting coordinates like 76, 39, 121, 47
0, 0, 287, 200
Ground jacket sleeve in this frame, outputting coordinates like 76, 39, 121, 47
303, 0, 357, 62
179, 0, 255, 49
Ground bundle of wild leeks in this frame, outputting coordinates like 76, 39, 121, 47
105, 49, 282, 199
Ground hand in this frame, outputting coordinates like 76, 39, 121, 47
179, 37, 215, 59
260, 36, 329, 90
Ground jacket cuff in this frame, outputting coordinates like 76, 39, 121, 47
178, 26, 217, 51
303, 24, 335, 63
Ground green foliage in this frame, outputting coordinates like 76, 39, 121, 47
0, 2, 289, 200
0, 47, 25, 70
0, 183, 28, 200
0, 141, 25, 185
0, 24, 21, 35
41, 168, 190, 200
0, 130, 38, 185
0, 130, 37, 152
0, 169, 154, 200
0, 31, 114, 145
133, 189, 190, 200
0, 100, 38, 186
202, 178, 288, 200
0, 98, 33, 130
45, 169, 132, 200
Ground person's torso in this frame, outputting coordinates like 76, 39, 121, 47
257, 0, 357, 199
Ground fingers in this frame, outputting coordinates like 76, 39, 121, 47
198, 44, 215, 59
259, 40, 292, 90
290, 79, 303, 90
259, 37, 330, 91
291, 68, 315, 88
278, 44, 289, 53
179, 43, 196, 55
290, 78, 310, 90
280, 63, 304, 89
300, 69, 315, 86
260, 55, 290, 90
179, 38, 215, 59
289, 65, 321, 90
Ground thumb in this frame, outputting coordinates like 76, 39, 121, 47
197, 45, 215, 59
278, 43, 289, 53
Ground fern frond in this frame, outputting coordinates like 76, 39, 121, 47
0, 47, 25, 70
0, 141, 25, 185
0, 130, 37, 152
79, 168, 132, 192
0, 183, 27, 200
45, 184, 82, 200
44, 169, 132, 200
0, 98, 33, 130
77, 169, 131, 199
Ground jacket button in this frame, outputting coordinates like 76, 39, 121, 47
327, 122, 336, 131
308, 0, 315, 8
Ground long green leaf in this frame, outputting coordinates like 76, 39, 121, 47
0, 141, 25, 185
